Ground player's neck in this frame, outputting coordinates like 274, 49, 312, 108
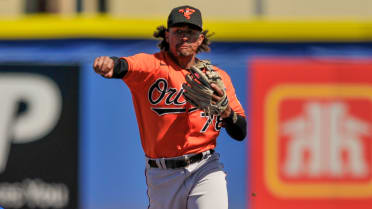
167, 51, 196, 69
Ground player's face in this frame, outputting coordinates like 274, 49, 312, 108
166, 25, 204, 57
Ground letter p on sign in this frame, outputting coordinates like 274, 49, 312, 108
0, 73, 62, 173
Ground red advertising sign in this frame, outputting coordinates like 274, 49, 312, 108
249, 58, 372, 209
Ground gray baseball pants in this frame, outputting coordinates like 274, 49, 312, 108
145, 152, 228, 209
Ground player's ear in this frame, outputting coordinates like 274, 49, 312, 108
165, 30, 169, 43
197, 33, 204, 46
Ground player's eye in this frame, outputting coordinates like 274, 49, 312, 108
174, 30, 200, 38
175, 30, 187, 36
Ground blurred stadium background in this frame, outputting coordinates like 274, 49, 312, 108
0, 1, 372, 209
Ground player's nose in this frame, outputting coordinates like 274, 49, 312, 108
181, 36, 188, 41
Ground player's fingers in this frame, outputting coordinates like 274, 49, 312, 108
93, 57, 101, 71
98, 57, 114, 78
93, 56, 105, 73
103, 70, 113, 78
211, 83, 224, 96
94, 56, 114, 76
102, 57, 114, 72
211, 94, 221, 103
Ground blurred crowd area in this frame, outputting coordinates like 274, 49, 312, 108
1, 0, 372, 19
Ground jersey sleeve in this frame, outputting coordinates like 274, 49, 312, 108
121, 53, 160, 86
216, 67, 246, 117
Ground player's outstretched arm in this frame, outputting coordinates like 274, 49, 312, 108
93, 56, 115, 78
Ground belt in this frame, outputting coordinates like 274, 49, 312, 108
147, 149, 215, 169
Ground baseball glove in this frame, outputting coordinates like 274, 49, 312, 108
182, 60, 228, 116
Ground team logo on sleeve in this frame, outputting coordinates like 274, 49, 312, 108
148, 78, 197, 115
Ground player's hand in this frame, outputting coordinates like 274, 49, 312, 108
93, 56, 114, 78
211, 83, 231, 118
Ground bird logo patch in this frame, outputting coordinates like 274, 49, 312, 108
178, 8, 195, 19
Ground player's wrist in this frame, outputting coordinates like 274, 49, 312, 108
220, 106, 232, 119
110, 56, 128, 78
222, 107, 238, 124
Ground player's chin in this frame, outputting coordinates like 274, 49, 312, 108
177, 49, 194, 57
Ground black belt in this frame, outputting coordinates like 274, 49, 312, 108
148, 149, 215, 169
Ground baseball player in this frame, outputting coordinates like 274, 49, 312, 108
93, 5, 246, 209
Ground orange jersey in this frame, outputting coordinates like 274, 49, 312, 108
121, 51, 245, 158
